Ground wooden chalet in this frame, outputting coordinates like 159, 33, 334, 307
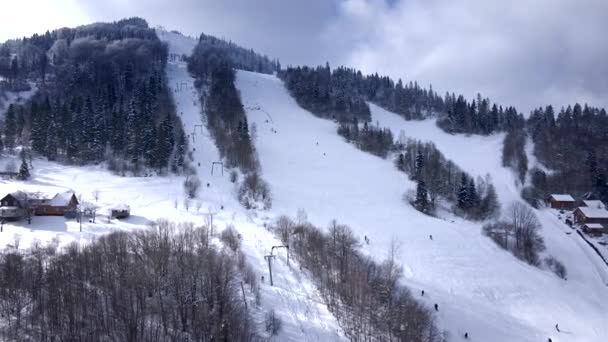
0, 191, 29, 220
581, 200, 606, 210
548, 194, 576, 210
582, 223, 606, 237
574, 206, 608, 226
31, 191, 79, 216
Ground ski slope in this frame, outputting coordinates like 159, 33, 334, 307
236, 70, 608, 342
159, 29, 346, 341
369, 103, 521, 207
0, 30, 346, 341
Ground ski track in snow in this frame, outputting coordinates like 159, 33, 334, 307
236, 69, 608, 342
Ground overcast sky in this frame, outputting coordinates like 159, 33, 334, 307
1, 0, 607, 112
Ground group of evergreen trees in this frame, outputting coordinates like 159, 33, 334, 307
188, 34, 272, 209
524, 103, 608, 205
189, 33, 279, 76
397, 139, 498, 219
278, 65, 371, 122
0, 18, 187, 175
438, 95, 525, 134
337, 118, 394, 158
279, 64, 524, 137
502, 129, 528, 184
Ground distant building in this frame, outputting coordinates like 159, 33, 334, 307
582, 223, 606, 237
111, 204, 131, 219
581, 200, 606, 210
548, 194, 576, 210
574, 206, 608, 226
0, 191, 29, 220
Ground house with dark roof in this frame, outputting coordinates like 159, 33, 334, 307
0, 191, 29, 220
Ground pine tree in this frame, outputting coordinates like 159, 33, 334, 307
415, 180, 430, 213
415, 150, 424, 180
17, 150, 30, 180
467, 178, 479, 208
458, 173, 469, 209
171, 128, 186, 174
3, 104, 16, 149
397, 153, 405, 171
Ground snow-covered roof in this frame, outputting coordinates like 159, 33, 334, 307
112, 203, 130, 211
49, 191, 76, 206
583, 223, 605, 229
550, 194, 575, 202
576, 206, 608, 219
582, 200, 605, 209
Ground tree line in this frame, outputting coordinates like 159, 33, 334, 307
190, 33, 279, 75
396, 138, 499, 219
0, 220, 259, 341
188, 38, 271, 209
272, 216, 442, 342
278, 64, 524, 136
0, 18, 187, 175
337, 118, 394, 158
524, 103, 608, 205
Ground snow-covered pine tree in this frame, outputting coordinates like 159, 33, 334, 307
415, 180, 430, 213
458, 173, 469, 209
3, 104, 16, 149
17, 150, 30, 180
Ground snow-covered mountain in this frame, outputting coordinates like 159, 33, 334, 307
0, 27, 606, 341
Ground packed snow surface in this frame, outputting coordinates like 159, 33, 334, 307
236, 70, 608, 342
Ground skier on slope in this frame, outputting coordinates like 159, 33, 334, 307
555, 323, 560, 332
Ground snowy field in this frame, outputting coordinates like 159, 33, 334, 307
236, 70, 608, 342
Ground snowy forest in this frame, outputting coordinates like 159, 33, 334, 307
0, 220, 258, 341
0, 18, 187, 175
525, 104, 608, 205
278, 64, 525, 136
187, 34, 272, 209
396, 139, 499, 219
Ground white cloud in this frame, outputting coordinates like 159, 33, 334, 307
325, 0, 608, 112
0, 0, 91, 42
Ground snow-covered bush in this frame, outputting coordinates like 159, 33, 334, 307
544, 256, 568, 279
264, 309, 282, 336
183, 175, 201, 199
230, 169, 238, 183
220, 224, 241, 252
238, 172, 272, 210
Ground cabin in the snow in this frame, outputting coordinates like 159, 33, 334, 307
548, 194, 576, 210
110, 204, 130, 219
582, 223, 606, 237
580, 200, 606, 210
0, 191, 29, 220
574, 206, 608, 226
30, 191, 79, 216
